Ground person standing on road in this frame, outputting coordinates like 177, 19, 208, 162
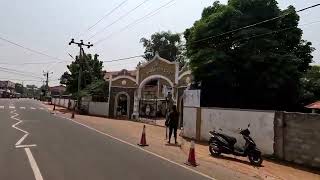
167, 105, 179, 144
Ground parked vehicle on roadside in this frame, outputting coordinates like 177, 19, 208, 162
208, 124, 263, 166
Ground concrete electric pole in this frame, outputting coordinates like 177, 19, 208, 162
68, 39, 93, 116
43, 71, 53, 98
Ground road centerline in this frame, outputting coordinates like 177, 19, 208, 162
9, 109, 44, 180
25, 148, 44, 180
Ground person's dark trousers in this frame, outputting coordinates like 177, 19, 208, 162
168, 126, 178, 143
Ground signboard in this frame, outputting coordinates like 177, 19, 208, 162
184, 90, 201, 108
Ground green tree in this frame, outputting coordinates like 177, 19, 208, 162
300, 66, 320, 106
79, 80, 109, 102
184, 0, 314, 110
140, 31, 186, 66
25, 85, 38, 97
15, 83, 24, 94
60, 54, 105, 95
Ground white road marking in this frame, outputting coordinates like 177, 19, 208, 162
9, 106, 15, 109
57, 115, 215, 180
11, 112, 30, 146
25, 148, 44, 180
30, 107, 36, 110
10, 110, 43, 180
16, 144, 37, 148
15, 134, 29, 146
0, 106, 4, 109
39, 107, 44, 110
20, 107, 26, 109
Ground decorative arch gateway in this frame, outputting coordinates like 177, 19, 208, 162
132, 53, 179, 119
106, 53, 192, 120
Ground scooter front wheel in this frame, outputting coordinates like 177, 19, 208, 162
209, 145, 221, 156
248, 153, 263, 166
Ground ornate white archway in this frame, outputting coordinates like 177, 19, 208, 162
137, 74, 175, 99
114, 91, 130, 118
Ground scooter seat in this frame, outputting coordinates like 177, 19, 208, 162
216, 133, 237, 145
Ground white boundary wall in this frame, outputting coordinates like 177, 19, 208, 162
183, 106, 275, 155
201, 108, 275, 155
88, 102, 109, 117
52, 98, 109, 117
183, 107, 197, 138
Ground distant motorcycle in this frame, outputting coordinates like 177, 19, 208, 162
208, 124, 263, 166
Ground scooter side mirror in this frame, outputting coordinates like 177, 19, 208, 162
219, 128, 222, 131
248, 123, 250, 128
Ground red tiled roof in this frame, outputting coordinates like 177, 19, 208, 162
305, 101, 320, 109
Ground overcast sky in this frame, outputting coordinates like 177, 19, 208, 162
0, 0, 319, 87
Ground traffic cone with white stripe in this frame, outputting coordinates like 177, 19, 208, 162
138, 125, 149, 146
185, 140, 198, 166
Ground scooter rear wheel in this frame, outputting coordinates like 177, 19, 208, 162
209, 145, 221, 156
248, 153, 263, 166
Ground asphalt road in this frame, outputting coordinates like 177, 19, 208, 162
0, 98, 210, 180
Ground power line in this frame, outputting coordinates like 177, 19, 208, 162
0, 66, 42, 77
187, 3, 320, 45
95, 3, 319, 52
0, 68, 43, 79
0, 78, 44, 82
0, 60, 68, 65
101, 19, 320, 69
75, 0, 128, 39
236, 20, 320, 44
95, 0, 176, 46
87, 0, 151, 40
0, 35, 65, 62
103, 55, 143, 63
98, 3, 320, 48
297, 3, 320, 12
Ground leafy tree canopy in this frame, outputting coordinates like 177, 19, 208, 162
140, 31, 186, 66
60, 54, 105, 96
15, 83, 24, 94
79, 80, 109, 102
300, 66, 320, 106
184, 0, 314, 110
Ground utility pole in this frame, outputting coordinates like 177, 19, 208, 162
68, 39, 93, 114
43, 71, 53, 98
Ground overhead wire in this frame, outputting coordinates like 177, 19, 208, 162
0, 66, 42, 77
75, 0, 128, 39
297, 3, 320, 12
0, 35, 65, 62
94, 0, 176, 46
103, 55, 143, 63
184, 3, 320, 45
0, 68, 43, 79
96, 3, 320, 49
86, 0, 151, 41
0, 60, 69, 65
100, 18, 320, 68
0, 78, 44, 82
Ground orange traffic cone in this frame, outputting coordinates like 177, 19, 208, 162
185, 140, 198, 166
138, 125, 149, 146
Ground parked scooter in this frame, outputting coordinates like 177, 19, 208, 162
208, 124, 263, 166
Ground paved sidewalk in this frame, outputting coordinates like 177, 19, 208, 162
44, 103, 320, 180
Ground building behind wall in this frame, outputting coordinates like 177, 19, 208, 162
105, 54, 192, 122
0, 80, 16, 98
49, 85, 66, 96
